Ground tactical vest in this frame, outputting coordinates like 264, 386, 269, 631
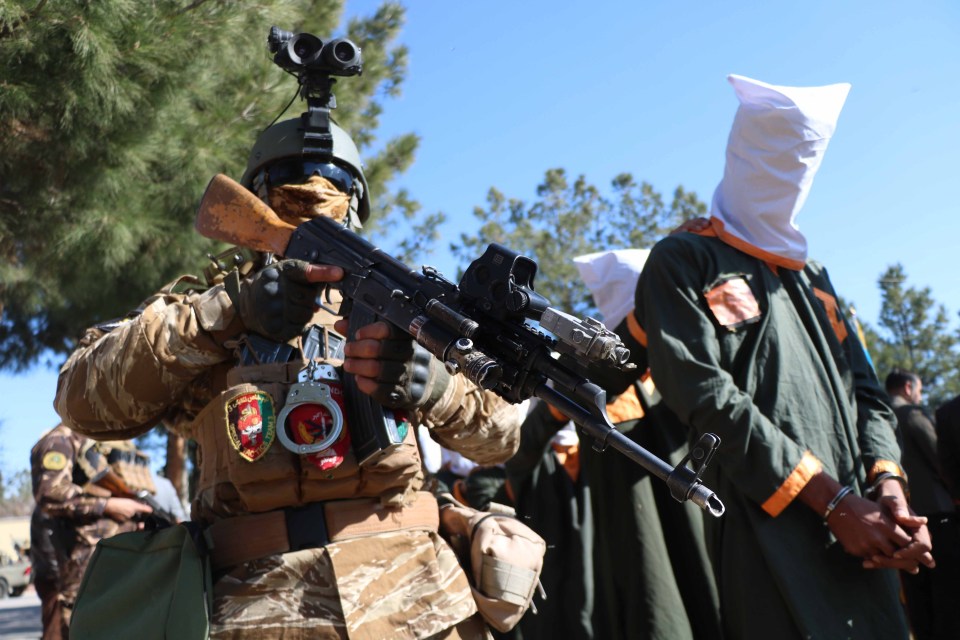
191, 303, 424, 521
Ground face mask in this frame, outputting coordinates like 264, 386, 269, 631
269, 175, 351, 226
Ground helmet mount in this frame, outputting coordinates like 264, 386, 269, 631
268, 26, 362, 158
241, 27, 370, 226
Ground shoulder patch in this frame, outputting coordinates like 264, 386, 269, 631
42, 451, 68, 471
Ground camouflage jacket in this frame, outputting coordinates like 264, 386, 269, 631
55, 277, 523, 639
29, 425, 136, 603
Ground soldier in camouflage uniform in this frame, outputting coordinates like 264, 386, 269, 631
29, 425, 153, 637
54, 105, 523, 637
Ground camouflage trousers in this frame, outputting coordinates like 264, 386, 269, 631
210, 530, 487, 640
60, 542, 96, 609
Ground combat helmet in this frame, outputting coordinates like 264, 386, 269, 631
241, 115, 371, 228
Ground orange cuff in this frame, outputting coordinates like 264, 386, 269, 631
606, 385, 644, 423
761, 451, 823, 517
869, 460, 905, 483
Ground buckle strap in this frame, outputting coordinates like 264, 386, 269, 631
206, 491, 439, 570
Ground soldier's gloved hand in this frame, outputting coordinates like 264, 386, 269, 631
335, 319, 452, 411
226, 259, 342, 342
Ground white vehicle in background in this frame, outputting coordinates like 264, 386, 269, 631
0, 551, 31, 598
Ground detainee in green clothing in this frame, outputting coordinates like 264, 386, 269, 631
623, 75, 934, 640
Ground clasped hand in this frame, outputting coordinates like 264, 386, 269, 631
826, 479, 935, 574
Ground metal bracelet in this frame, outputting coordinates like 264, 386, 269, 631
822, 485, 854, 520
866, 471, 911, 502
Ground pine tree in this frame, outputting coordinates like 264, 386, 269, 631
867, 264, 960, 406
0, 1, 420, 491
0, 0, 420, 369
452, 168, 706, 319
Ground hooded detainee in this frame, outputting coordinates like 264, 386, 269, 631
622, 74, 933, 639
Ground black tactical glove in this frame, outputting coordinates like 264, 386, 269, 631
226, 259, 319, 343
365, 323, 452, 411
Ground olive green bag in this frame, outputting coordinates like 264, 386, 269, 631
70, 523, 212, 640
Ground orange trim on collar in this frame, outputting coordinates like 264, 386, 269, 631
761, 451, 823, 517
626, 312, 647, 347
709, 216, 806, 271
869, 460, 905, 482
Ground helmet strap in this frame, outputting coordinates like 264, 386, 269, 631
252, 168, 270, 202
347, 186, 363, 230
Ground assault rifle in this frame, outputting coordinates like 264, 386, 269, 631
90, 467, 178, 528
196, 174, 725, 517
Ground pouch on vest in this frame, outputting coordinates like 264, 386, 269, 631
70, 522, 211, 640
438, 494, 546, 633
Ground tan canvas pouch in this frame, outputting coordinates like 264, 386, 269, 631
438, 494, 546, 633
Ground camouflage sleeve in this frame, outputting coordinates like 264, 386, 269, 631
418, 374, 523, 465
33, 433, 106, 521
55, 284, 241, 440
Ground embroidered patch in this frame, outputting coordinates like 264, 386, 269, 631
42, 451, 67, 471
289, 400, 352, 472
226, 391, 276, 462
704, 275, 761, 330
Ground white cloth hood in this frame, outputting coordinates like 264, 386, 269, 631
709, 74, 851, 267
551, 422, 579, 447
573, 249, 651, 328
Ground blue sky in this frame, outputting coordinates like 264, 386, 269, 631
2, 0, 958, 478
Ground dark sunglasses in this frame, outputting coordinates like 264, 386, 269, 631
266, 160, 354, 193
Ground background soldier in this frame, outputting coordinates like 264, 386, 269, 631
30, 497, 64, 640
29, 424, 152, 638
886, 369, 960, 639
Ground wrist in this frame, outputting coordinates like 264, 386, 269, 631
798, 471, 845, 516
822, 485, 854, 521
867, 472, 910, 502
420, 361, 452, 412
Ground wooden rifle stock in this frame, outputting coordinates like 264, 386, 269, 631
195, 174, 295, 255
93, 469, 177, 526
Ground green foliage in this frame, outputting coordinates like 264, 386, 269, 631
452, 168, 706, 318
863, 264, 960, 406
0, 468, 33, 517
0, 0, 419, 369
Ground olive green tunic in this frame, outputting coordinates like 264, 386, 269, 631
506, 400, 594, 640
508, 394, 722, 640
580, 392, 721, 640
633, 231, 907, 640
